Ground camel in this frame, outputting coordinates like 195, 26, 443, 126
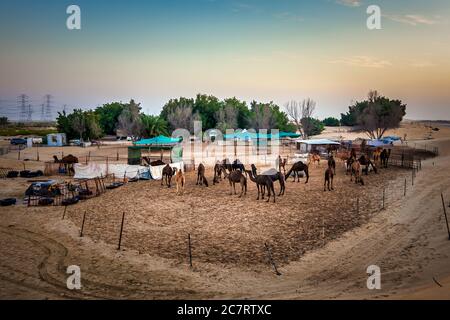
142, 157, 165, 167
213, 162, 226, 185
358, 155, 377, 175
223, 170, 247, 197
174, 168, 185, 195
324, 167, 334, 191
276, 156, 287, 175
232, 159, 247, 174
350, 160, 364, 185
252, 164, 285, 196
327, 155, 336, 175
161, 164, 174, 187
309, 153, 321, 166
222, 158, 233, 173
285, 161, 309, 183
196, 163, 209, 187
380, 149, 391, 168
373, 148, 382, 166
53, 154, 79, 175
246, 170, 276, 203
280, 158, 287, 175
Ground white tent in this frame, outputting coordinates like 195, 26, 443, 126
74, 162, 184, 180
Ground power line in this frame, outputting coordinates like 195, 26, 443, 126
43, 94, 53, 121
17, 94, 29, 123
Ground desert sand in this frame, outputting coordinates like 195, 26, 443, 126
0, 121, 449, 300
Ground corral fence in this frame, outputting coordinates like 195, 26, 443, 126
0, 167, 14, 179
26, 174, 115, 207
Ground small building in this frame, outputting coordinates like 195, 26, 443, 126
47, 133, 67, 147
295, 138, 340, 154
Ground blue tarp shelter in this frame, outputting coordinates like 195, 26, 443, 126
367, 139, 394, 147
134, 135, 181, 146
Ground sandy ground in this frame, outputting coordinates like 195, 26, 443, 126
0, 121, 450, 300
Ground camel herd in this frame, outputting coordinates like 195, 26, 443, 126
157, 146, 392, 203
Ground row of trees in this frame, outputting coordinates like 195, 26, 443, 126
56, 91, 406, 141
57, 94, 324, 140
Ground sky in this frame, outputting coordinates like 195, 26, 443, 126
0, 0, 449, 121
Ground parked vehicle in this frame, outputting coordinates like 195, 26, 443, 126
69, 139, 82, 146
10, 138, 27, 145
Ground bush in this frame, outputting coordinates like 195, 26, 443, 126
322, 117, 340, 127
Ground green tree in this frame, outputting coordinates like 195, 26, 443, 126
303, 117, 325, 136
223, 97, 251, 129
95, 102, 125, 135
141, 114, 169, 137
84, 110, 103, 140
193, 94, 222, 130
322, 117, 340, 127
117, 99, 143, 138
0, 117, 9, 127
343, 90, 406, 139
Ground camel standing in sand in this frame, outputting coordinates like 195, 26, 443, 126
252, 164, 285, 196
350, 160, 364, 185
224, 170, 247, 197
213, 162, 225, 185
174, 168, 185, 195
246, 170, 275, 203
285, 161, 309, 183
161, 164, 174, 187
309, 153, 321, 166
327, 155, 336, 175
324, 167, 334, 191
196, 163, 209, 187
53, 154, 79, 175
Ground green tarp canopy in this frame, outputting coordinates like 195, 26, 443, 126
134, 135, 181, 146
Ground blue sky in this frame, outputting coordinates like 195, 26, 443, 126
0, 0, 449, 120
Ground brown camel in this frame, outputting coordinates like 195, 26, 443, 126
53, 154, 79, 175
246, 170, 276, 203
350, 160, 364, 185
309, 153, 321, 166
224, 170, 247, 197
285, 161, 309, 183
280, 158, 287, 175
174, 168, 185, 195
196, 163, 209, 187
327, 155, 336, 175
161, 164, 174, 187
252, 164, 285, 196
213, 162, 226, 185
324, 167, 334, 191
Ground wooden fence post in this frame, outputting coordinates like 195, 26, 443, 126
117, 212, 126, 250
79, 211, 87, 237
62, 205, 68, 220
264, 242, 281, 276
441, 193, 450, 240
404, 178, 407, 197
188, 233, 193, 268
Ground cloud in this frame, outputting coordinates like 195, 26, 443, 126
336, 0, 362, 7
329, 56, 392, 68
410, 60, 436, 68
384, 14, 442, 26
